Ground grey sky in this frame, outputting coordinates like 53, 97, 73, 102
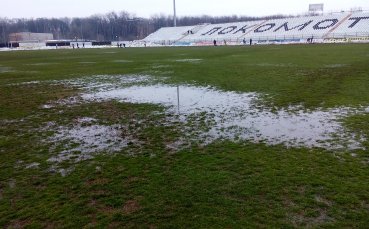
2, 0, 369, 19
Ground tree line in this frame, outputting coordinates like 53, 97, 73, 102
0, 11, 291, 43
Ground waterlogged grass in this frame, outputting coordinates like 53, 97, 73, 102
344, 113, 369, 150
0, 44, 369, 227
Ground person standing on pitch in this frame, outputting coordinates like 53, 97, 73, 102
213, 40, 217, 46
250, 38, 253, 46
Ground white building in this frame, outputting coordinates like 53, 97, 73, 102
9, 32, 54, 42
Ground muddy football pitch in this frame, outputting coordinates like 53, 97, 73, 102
1, 44, 369, 227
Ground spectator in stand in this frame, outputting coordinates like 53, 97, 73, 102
243, 38, 246, 45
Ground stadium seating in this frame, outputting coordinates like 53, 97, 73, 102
331, 12, 369, 37
143, 25, 201, 42
144, 11, 369, 45
242, 14, 350, 40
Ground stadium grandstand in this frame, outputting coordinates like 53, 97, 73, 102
143, 11, 369, 46
1, 11, 369, 50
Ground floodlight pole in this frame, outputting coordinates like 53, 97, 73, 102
173, 0, 177, 27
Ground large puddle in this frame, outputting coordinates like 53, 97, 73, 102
47, 119, 129, 164
35, 74, 368, 173
71, 76, 367, 150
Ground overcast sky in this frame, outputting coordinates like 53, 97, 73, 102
2, 0, 369, 19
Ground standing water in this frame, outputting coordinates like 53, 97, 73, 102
80, 81, 365, 150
